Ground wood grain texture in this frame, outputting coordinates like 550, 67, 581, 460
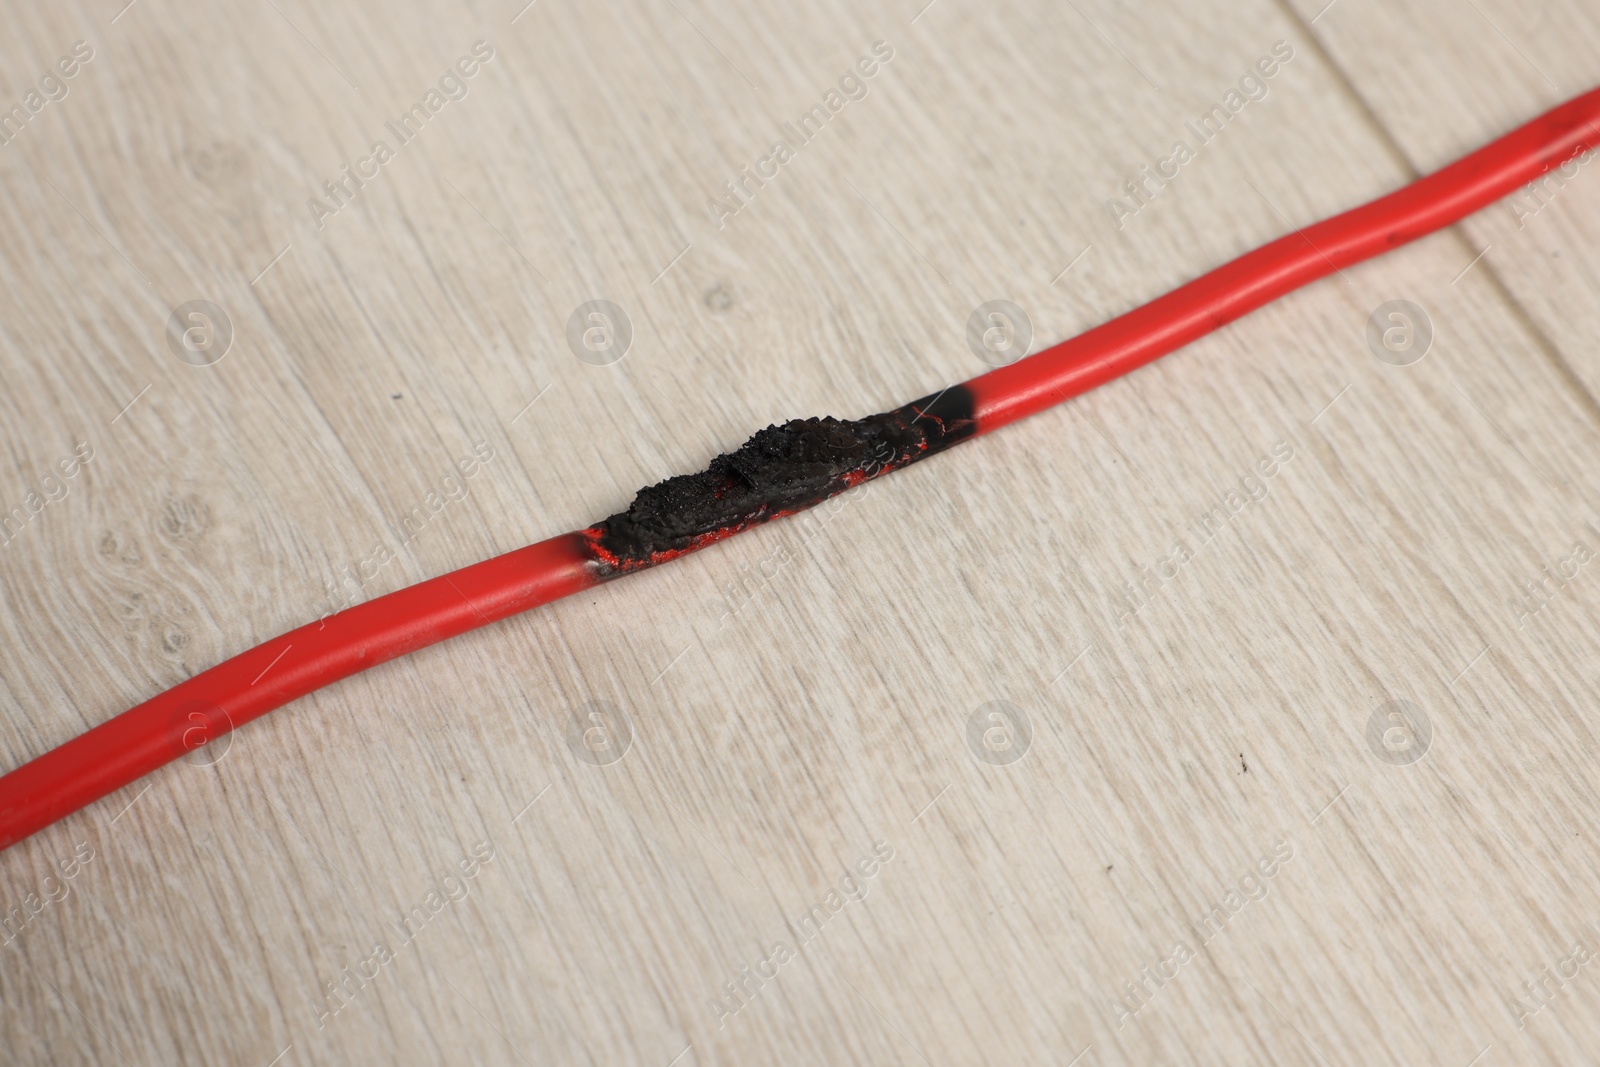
3, 0, 1600, 1064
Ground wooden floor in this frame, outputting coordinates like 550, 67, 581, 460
4, 0, 1600, 1063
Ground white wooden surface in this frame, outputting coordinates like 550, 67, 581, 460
4, 0, 1600, 1063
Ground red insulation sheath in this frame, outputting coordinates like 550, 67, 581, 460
966, 86, 1600, 430
3, 87, 1598, 851
0, 536, 596, 848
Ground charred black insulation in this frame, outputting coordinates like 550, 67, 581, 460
589, 386, 976, 568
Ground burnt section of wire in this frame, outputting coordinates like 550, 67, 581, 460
582, 386, 977, 572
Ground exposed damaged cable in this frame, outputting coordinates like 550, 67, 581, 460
5, 87, 1600, 850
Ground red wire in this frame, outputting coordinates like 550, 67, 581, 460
964, 87, 1600, 429
4, 88, 1598, 851
0, 537, 597, 847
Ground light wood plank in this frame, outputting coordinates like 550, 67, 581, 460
3, 0, 1600, 1064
